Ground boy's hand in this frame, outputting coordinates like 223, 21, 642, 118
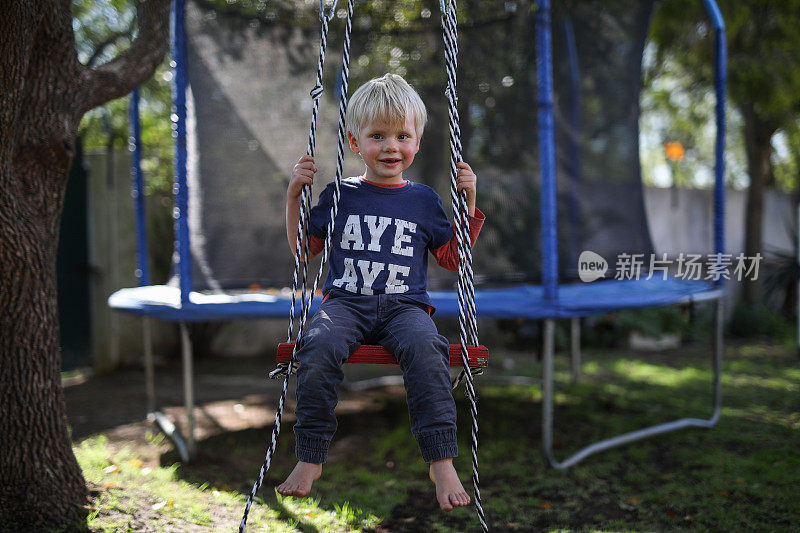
288, 155, 316, 199
456, 161, 477, 216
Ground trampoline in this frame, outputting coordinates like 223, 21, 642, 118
110, 0, 726, 468
110, 277, 721, 322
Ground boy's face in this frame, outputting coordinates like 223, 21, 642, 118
347, 115, 420, 184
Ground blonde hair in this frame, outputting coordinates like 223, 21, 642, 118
346, 73, 427, 137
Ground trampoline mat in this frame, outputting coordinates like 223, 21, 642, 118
108, 278, 721, 322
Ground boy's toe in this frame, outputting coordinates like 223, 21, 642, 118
279, 483, 299, 497
439, 495, 454, 512
447, 494, 464, 510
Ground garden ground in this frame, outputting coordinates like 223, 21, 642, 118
64, 337, 800, 532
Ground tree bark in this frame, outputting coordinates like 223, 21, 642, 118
740, 103, 777, 306
0, 0, 170, 528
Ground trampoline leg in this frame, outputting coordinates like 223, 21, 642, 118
143, 319, 190, 463
570, 317, 581, 382
711, 297, 723, 423
180, 322, 197, 460
535, 320, 543, 361
541, 319, 557, 466
143, 317, 155, 414
542, 298, 724, 470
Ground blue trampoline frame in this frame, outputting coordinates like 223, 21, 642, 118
534, 0, 726, 468
111, 0, 727, 466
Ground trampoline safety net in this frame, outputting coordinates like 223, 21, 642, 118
175, 0, 656, 292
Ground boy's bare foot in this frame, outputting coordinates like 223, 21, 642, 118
276, 461, 322, 497
429, 458, 471, 512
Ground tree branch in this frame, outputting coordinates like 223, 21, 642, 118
80, 0, 171, 114
85, 28, 135, 68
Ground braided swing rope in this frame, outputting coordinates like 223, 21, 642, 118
239, 0, 354, 529
288, 1, 336, 349
440, 0, 486, 531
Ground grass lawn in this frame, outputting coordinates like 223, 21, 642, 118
72, 339, 800, 532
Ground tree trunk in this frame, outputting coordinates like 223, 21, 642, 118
1, 7, 87, 527
740, 104, 776, 306
0, 1, 170, 528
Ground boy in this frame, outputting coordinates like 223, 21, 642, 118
278, 73, 484, 512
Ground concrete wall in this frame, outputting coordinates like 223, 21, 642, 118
644, 186, 795, 258
645, 186, 795, 312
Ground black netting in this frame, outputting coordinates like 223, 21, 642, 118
177, 0, 655, 291
552, 0, 656, 280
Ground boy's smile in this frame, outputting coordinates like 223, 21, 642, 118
348, 116, 420, 184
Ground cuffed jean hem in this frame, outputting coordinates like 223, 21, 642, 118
417, 430, 459, 463
296, 436, 330, 464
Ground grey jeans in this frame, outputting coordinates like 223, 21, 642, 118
292, 292, 458, 463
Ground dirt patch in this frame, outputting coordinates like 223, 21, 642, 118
66, 356, 399, 450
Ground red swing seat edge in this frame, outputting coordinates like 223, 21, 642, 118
276, 342, 489, 368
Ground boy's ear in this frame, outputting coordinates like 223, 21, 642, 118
347, 131, 359, 154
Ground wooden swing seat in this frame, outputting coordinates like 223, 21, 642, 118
277, 343, 489, 368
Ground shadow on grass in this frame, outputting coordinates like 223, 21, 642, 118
157, 344, 799, 532
271, 495, 322, 533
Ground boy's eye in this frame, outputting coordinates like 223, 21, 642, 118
370, 134, 383, 140
398, 134, 409, 140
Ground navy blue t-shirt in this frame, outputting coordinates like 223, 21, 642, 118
308, 178, 453, 309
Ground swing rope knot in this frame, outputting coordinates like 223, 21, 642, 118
310, 84, 325, 100
268, 362, 298, 379
451, 366, 484, 390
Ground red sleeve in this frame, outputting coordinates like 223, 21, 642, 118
431, 208, 486, 272
308, 234, 325, 258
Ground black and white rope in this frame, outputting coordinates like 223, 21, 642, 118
284, 0, 354, 380
440, 0, 486, 530
239, 0, 344, 533
286, 3, 334, 349
239, 1, 351, 530
280, 0, 354, 387
445, 2, 480, 355
441, 3, 478, 348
